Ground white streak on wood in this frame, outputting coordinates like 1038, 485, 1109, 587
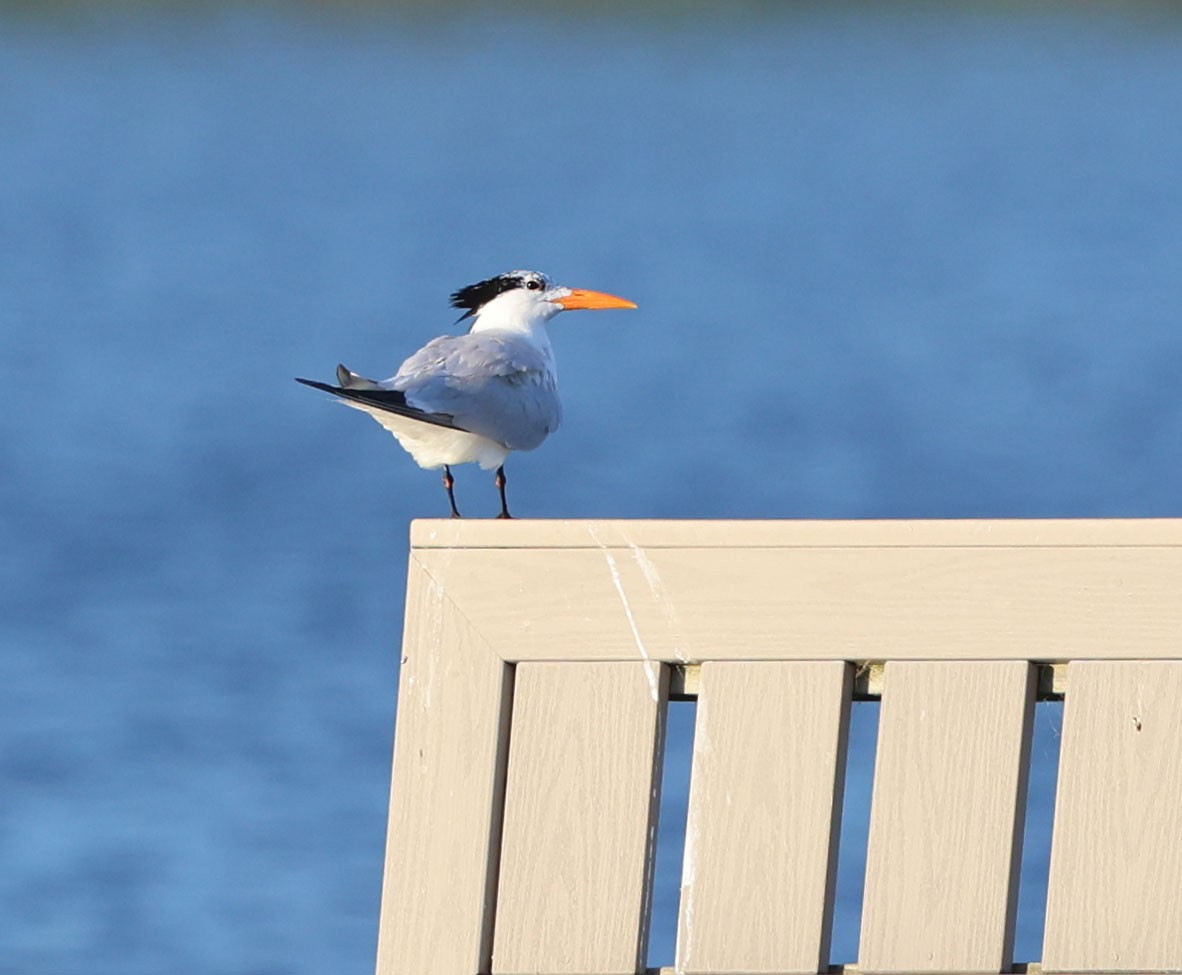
587, 525, 661, 702
411, 567, 450, 711
629, 541, 691, 663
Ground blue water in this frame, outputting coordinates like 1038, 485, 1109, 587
4, 3, 1181, 972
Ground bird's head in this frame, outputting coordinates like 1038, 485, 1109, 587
450, 270, 636, 333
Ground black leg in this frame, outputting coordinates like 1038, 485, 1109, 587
442, 465, 461, 518
494, 465, 511, 519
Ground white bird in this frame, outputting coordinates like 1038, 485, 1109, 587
297, 269, 636, 518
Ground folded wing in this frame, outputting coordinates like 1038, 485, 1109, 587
391, 333, 562, 452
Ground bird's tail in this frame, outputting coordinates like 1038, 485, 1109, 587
335, 364, 383, 390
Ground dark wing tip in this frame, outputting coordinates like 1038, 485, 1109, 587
295, 376, 338, 393
296, 378, 461, 432
297, 375, 412, 410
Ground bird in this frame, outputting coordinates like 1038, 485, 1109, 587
296, 269, 636, 519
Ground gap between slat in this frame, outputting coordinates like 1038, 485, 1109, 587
829, 699, 880, 966
1013, 699, 1063, 965
479, 662, 517, 973
646, 698, 696, 971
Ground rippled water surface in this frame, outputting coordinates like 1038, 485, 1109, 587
4, 3, 1181, 972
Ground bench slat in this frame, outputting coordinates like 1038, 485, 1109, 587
375, 557, 513, 975
677, 661, 851, 973
860, 662, 1034, 973
1043, 661, 1182, 972
492, 662, 667, 974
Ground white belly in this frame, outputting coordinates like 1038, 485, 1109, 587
341, 400, 510, 470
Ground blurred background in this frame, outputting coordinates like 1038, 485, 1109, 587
4, 2, 1181, 972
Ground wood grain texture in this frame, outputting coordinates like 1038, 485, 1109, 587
676, 661, 851, 974
492, 662, 667, 974
414, 535, 1182, 664
377, 521, 1182, 975
375, 555, 513, 975
859, 662, 1035, 974
411, 517, 1182, 549
1043, 661, 1182, 972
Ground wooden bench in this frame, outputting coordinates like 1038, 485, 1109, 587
374, 519, 1182, 975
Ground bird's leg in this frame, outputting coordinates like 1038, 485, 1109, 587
442, 465, 461, 518
494, 465, 511, 519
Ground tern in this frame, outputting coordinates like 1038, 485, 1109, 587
296, 269, 636, 518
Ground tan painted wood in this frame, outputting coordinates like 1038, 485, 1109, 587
660, 967, 1179, 975
1043, 661, 1182, 972
415, 540, 1182, 664
377, 520, 1182, 975
412, 516, 1182, 549
375, 555, 513, 975
660, 968, 1165, 975
661, 968, 1168, 975
859, 662, 1034, 973
492, 662, 667, 974
676, 661, 851, 974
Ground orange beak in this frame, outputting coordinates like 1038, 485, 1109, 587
554, 288, 637, 311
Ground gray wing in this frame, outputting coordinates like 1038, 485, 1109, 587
389, 334, 562, 451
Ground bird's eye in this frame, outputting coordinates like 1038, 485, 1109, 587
525, 279, 542, 291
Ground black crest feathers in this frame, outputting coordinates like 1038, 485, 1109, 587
449, 273, 527, 320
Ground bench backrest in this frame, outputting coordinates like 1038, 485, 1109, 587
375, 519, 1182, 975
